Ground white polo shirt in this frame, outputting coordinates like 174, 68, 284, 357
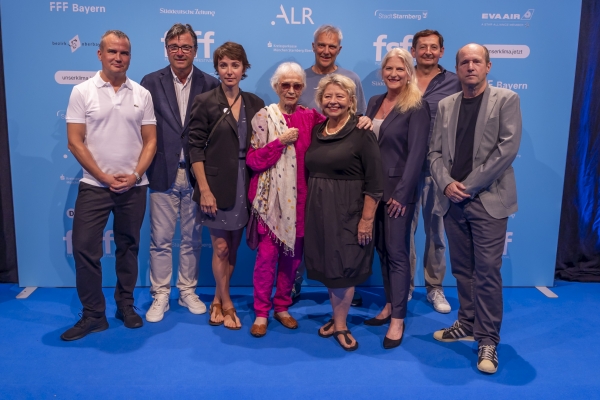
66, 71, 156, 187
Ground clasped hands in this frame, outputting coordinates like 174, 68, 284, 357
444, 181, 471, 203
103, 173, 136, 194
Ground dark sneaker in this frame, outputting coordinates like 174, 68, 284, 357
116, 305, 143, 329
477, 345, 499, 374
351, 292, 363, 307
433, 320, 474, 342
60, 314, 109, 341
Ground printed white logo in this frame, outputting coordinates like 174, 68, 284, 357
503, 232, 513, 256
373, 34, 413, 62
66, 209, 75, 218
487, 80, 528, 90
49, 2, 106, 13
482, 9, 534, 20
161, 31, 215, 59
272, 5, 314, 25
485, 44, 530, 59
374, 10, 427, 20
55, 71, 96, 84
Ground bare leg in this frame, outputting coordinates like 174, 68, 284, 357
374, 303, 392, 320
210, 228, 243, 329
386, 318, 405, 340
329, 287, 356, 349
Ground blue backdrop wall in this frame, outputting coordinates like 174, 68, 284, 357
1, 0, 581, 287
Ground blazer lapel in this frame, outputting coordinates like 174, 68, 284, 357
215, 85, 238, 135
379, 109, 400, 143
448, 94, 461, 160
473, 87, 495, 160
159, 69, 182, 127
183, 67, 205, 130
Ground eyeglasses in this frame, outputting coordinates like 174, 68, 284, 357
166, 44, 195, 54
280, 82, 304, 91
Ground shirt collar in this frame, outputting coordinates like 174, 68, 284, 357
93, 71, 133, 89
171, 68, 193, 85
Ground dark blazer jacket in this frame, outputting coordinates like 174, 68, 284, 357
188, 85, 265, 209
366, 94, 431, 205
140, 65, 219, 192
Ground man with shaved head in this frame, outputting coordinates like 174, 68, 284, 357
428, 43, 522, 373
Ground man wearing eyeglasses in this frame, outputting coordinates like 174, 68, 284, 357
140, 23, 219, 323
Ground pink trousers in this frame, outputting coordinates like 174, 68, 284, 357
253, 224, 304, 318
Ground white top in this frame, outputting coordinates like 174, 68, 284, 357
66, 71, 156, 187
372, 118, 384, 139
171, 68, 193, 162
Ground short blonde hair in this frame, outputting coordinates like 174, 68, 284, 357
381, 48, 422, 113
315, 74, 357, 115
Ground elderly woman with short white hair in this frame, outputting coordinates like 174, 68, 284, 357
246, 62, 326, 337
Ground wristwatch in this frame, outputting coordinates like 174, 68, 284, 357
133, 171, 142, 184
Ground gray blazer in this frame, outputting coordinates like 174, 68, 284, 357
429, 86, 522, 219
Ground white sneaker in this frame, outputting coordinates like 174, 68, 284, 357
408, 289, 413, 302
178, 293, 207, 315
427, 289, 451, 314
146, 294, 170, 322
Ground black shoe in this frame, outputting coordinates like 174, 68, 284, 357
383, 323, 405, 349
115, 305, 143, 329
433, 320, 474, 342
351, 292, 362, 307
477, 344, 499, 374
60, 314, 109, 341
364, 315, 391, 326
291, 280, 302, 300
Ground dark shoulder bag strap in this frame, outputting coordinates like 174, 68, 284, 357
205, 91, 242, 149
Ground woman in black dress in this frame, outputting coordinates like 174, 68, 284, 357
364, 48, 430, 349
304, 74, 384, 351
188, 42, 265, 330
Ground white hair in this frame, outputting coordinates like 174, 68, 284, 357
313, 25, 343, 43
270, 62, 306, 91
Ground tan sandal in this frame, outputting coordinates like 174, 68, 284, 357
222, 307, 242, 330
208, 303, 223, 326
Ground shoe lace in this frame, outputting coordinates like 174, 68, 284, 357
479, 345, 497, 360
74, 312, 88, 328
430, 289, 445, 303
444, 320, 462, 333
151, 297, 167, 310
121, 305, 141, 316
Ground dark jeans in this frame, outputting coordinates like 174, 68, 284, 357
444, 197, 507, 346
375, 202, 415, 319
72, 182, 147, 318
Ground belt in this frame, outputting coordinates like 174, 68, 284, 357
178, 161, 186, 169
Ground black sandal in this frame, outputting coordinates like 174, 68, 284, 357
333, 330, 359, 352
318, 319, 335, 338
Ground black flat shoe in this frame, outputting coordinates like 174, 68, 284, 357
383, 327, 404, 349
364, 315, 391, 326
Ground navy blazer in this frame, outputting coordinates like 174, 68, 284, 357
366, 94, 431, 205
188, 85, 265, 209
141, 65, 219, 192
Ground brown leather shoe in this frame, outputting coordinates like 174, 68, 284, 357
250, 323, 267, 337
274, 312, 298, 329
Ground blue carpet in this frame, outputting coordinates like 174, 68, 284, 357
0, 281, 598, 399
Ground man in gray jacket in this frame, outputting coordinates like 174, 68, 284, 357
429, 43, 522, 374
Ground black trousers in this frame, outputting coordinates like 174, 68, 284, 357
375, 202, 415, 319
72, 182, 147, 318
444, 197, 507, 346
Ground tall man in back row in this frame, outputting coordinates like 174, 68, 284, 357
62, 30, 157, 340
295, 24, 367, 306
429, 43, 521, 374
141, 23, 219, 323
409, 30, 461, 313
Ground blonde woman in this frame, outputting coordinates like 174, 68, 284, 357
364, 48, 430, 349
304, 74, 383, 351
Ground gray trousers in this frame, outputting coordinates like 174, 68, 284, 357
444, 196, 507, 346
409, 171, 447, 292
149, 168, 202, 297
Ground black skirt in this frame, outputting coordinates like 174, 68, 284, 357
304, 177, 375, 288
